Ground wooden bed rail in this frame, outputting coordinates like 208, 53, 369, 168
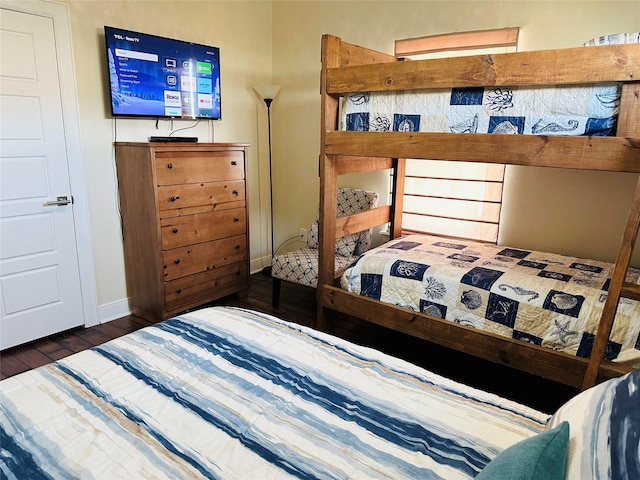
326, 132, 640, 173
321, 286, 633, 389
326, 43, 640, 93
336, 206, 390, 239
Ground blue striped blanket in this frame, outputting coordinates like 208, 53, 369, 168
1, 306, 549, 479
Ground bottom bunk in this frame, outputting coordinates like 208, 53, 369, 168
321, 234, 640, 389
1, 305, 638, 479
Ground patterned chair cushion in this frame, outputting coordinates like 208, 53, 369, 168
271, 248, 357, 288
271, 187, 379, 289
306, 187, 379, 257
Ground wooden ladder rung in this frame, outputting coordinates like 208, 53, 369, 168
621, 281, 640, 302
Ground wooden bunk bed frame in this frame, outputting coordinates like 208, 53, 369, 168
317, 34, 640, 390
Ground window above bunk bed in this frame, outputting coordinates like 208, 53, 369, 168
395, 27, 520, 58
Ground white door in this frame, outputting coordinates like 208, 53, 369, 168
0, 7, 85, 349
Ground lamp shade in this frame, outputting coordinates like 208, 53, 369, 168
255, 84, 281, 101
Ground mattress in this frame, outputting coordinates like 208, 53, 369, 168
341, 234, 640, 364
0, 306, 549, 479
340, 83, 620, 136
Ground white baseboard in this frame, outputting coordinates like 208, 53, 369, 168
97, 298, 131, 324
251, 256, 271, 274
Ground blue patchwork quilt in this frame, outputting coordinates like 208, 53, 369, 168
341, 234, 640, 364
340, 84, 620, 136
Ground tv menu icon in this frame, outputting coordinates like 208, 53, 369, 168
164, 57, 177, 68
166, 75, 177, 86
197, 78, 212, 94
164, 90, 181, 107
198, 94, 212, 109
197, 61, 212, 75
180, 76, 196, 92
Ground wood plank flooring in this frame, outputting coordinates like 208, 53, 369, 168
0, 272, 580, 413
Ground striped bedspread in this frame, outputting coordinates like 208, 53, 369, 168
0, 306, 549, 479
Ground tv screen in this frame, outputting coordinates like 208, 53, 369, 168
104, 26, 221, 120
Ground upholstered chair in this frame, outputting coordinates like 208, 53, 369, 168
271, 187, 379, 307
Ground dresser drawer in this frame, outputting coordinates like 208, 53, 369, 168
163, 235, 247, 281
161, 207, 246, 249
164, 262, 247, 315
157, 180, 245, 216
154, 151, 244, 185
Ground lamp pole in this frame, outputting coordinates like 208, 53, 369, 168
255, 84, 280, 275
264, 96, 274, 274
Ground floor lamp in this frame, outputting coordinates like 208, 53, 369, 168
255, 85, 281, 274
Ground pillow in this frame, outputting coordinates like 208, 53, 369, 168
546, 368, 640, 480
476, 421, 569, 480
307, 222, 359, 257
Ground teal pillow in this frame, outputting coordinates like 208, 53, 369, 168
476, 421, 569, 480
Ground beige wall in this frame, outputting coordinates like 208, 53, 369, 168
62, 0, 273, 310
271, 0, 640, 266
53, 0, 639, 318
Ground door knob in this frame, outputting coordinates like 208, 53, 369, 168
43, 196, 72, 207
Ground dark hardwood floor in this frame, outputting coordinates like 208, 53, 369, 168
0, 272, 579, 413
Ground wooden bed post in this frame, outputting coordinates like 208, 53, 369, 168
390, 158, 406, 238
582, 175, 640, 389
317, 35, 342, 332
582, 82, 640, 389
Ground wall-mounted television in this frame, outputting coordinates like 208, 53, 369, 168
104, 26, 221, 120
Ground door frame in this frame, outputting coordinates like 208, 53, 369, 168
1, 0, 98, 328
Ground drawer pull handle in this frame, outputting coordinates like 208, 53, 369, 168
174, 259, 181, 264
233, 217, 240, 222
231, 160, 237, 166
172, 228, 179, 234
176, 288, 182, 294
167, 163, 173, 169
235, 245, 240, 249
170, 196, 180, 202
232, 190, 239, 196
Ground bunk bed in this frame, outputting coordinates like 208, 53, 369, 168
1, 305, 638, 479
317, 34, 640, 391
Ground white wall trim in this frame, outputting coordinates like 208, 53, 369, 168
251, 256, 270, 274
98, 298, 131, 324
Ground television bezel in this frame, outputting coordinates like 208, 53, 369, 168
104, 26, 222, 121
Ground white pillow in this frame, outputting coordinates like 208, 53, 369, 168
546, 369, 640, 479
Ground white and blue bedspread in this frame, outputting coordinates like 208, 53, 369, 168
340, 84, 619, 136
0, 306, 549, 479
341, 234, 640, 365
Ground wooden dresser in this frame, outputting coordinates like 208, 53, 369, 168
114, 142, 250, 322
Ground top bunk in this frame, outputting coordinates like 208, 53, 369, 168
320, 34, 640, 173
